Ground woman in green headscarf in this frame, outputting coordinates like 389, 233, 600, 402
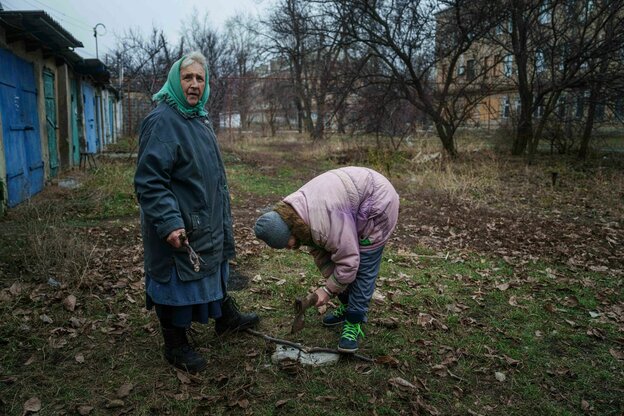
134, 51, 260, 373
152, 51, 210, 117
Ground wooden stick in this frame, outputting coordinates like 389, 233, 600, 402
244, 328, 375, 363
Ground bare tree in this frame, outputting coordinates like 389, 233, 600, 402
262, 0, 363, 140
575, 1, 624, 159
486, 0, 624, 160
108, 27, 183, 135
183, 11, 237, 129
329, 0, 505, 157
224, 14, 264, 131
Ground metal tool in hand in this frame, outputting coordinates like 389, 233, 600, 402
291, 292, 319, 334
179, 232, 205, 272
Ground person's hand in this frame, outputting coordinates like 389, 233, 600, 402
314, 286, 331, 307
166, 229, 186, 248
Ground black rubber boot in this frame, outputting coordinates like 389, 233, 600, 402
161, 326, 207, 373
215, 295, 260, 335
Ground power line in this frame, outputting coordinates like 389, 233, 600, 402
0, 0, 18, 11
18, 0, 93, 32
28, 0, 93, 30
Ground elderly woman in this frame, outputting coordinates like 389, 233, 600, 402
254, 167, 399, 353
134, 51, 259, 373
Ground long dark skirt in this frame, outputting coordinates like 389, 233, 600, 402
146, 261, 229, 328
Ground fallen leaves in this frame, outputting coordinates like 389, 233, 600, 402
63, 294, 77, 311
314, 395, 337, 402
483, 346, 521, 367
22, 397, 41, 414
508, 295, 529, 309
10, 282, 25, 296
116, 383, 134, 398
76, 405, 93, 415
416, 313, 448, 331
370, 317, 400, 328
609, 348, 624, 360
104, 399, 124, 409
388, 377, 421, 392
375, 355, 400, 367
581, 399, 593, 413
39, 314, 53, 324
228, 398, 250, 409
275, 398, 289, 408
586, 327, 606, 340
543, 303, 558, 313
0, 158, 622, 416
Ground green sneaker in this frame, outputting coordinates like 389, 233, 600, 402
338, 321, 365, 353
322, 302, 347, 326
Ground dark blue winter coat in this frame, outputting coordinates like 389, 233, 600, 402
134, 102, 235, 283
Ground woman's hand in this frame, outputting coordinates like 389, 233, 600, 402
166, 229, 186, 248
314, 286, 332, 307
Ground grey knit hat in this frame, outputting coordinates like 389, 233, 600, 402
254, 211, 291, 249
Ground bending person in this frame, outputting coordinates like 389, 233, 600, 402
254, 166, 399, 353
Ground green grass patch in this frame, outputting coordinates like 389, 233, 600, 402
227, 163, 301, 198
77, 162, 138, 219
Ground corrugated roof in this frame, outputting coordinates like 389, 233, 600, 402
0, 10, 83, 64
75, 58, 111, 84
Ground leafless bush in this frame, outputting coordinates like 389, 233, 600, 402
12, 203, 99, 288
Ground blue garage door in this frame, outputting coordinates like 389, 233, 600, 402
70, 79, 80, 165
0, 48, 44, 207
81, 81, 97, 154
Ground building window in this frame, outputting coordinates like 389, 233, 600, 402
494, 55, 500, 76
539, 1, 552, 24
536, 50, 546, 73
501, 96, 510, 118
503, 54, 513, 77
534, 105, 545, 118
582, 0, 595, 23
576, 92, 588, 119
484, 56, 490, 78
496, 16, 512, 35
457, 54, 465, 76
467, 59, 475, 80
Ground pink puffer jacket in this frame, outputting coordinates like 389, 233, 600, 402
283, 166, 399, 293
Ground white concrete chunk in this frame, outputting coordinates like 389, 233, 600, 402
271, 345, 340, 367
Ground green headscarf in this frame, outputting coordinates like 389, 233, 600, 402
152, 55, 210, 117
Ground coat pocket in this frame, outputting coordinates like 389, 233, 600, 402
190, 211, 211, 233
188, 210, 215, 252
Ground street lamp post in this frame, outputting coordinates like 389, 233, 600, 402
93, 23, 106, 59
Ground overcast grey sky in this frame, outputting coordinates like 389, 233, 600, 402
2, 0, 271, 59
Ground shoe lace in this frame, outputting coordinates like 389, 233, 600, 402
342, 321, 365, 341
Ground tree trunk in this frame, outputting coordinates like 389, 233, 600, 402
578, 90, 597, 160
295, 98, 303, 133
433, 121, 457, 158
513, 100, 533, 155
528, 92, 561, 164
512, 123, 530, 155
